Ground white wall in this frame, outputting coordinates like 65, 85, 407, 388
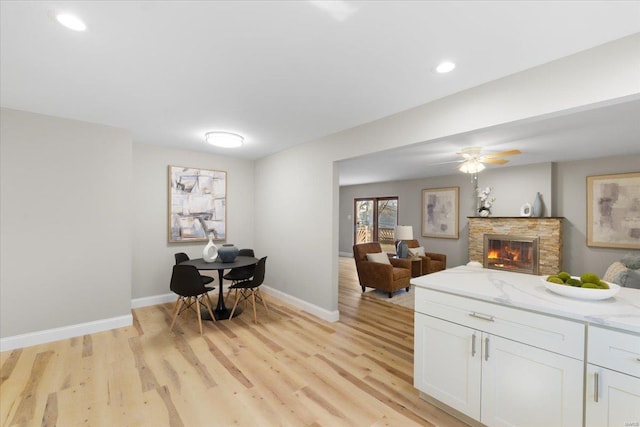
131, 143, 256, 299
255, 35, 640, 315
555, 154, 640, 275
0, 108, 132, 338
254, 144, 338, 317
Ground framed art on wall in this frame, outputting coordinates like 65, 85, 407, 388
587, 172, 640, 249
422, 187, 459, 239
168, 165, 227, 242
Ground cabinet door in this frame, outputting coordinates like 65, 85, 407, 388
414, 313, 481, 419
481, 334, 583, 427
586, 365, 640, 427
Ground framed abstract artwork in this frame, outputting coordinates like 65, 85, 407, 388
587, 172, 640, 249
422, 187, 459, 239
168, 165, 226, 242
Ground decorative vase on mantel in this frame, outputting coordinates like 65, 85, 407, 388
218, 244, 239, 263
532, 192, 543, 217
202, 234, 218, 263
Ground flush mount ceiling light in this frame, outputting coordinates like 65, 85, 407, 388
435, 61, 456, 74
205, 131, 244, 148
55, 13, 87, 31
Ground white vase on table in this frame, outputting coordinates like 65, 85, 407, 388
202, 234, 218, 263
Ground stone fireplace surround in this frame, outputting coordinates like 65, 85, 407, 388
468, 217, 563, 276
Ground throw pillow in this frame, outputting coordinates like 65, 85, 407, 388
621, 253, 640, 270
603, 261, 627, 284
408, 246, 426, 257
366, 252, 391, 265
618, 268, 640, 289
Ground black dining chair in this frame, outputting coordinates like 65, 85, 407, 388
174, 252, 214, 285
169, 264, 216, 335
224, 248, 255, 298
229, 257, 268, 324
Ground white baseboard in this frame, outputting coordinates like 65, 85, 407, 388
261, 285, 339, 322
0, 314, 133, 352
1, 286, 338, 351
339, 251, 353, 258
131, 286, 235, 309
131, 292, 176, 308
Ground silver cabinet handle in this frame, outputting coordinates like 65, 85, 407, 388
471, 333, 477, 357
469, 312, 495, 322
485, 336, 490, 361
594, 372, 599, 403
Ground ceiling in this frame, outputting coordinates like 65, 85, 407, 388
338, 98, 640, 185
2, 1, 639, 185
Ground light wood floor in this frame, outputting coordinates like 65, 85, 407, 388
0, 258, 466, 427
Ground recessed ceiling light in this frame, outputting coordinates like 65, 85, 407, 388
205, 131, 244, 148
435, 61, 456, 74
55, 13, 87, 31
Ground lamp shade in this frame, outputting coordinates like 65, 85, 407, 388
395, 225, 413, 240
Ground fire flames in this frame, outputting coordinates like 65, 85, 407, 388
487, 247, 522, 261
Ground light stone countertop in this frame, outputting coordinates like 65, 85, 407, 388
412, 265, 640, 334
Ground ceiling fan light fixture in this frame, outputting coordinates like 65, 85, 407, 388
205, 131, 244, 148
459, 160, 485, 174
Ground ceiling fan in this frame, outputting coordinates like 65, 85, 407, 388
455, 146, 521, 173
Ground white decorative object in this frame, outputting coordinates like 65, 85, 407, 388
477, 186, 495, 217
520, 202, 532, 217
542, 277, 620, 300
202, 234, 218, 263
466, 261, 483, 268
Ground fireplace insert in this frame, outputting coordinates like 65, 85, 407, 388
483, 234, 539, 275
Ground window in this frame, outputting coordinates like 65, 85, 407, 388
354, 197, 398, 253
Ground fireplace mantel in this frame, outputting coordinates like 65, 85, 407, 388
468, 217, 564, 275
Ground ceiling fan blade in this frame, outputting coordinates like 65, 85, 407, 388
483, 158, 509, 165
481, 149, 521, 159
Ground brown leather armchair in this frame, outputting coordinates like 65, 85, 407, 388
396, 239, 447, 275
353, 242, 411, 298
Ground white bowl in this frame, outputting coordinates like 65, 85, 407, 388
542, 276, 620, 300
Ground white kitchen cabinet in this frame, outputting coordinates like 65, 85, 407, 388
481, 334, 583, 427
415, 312, 583, 427
414, 286, 585, 427
585, 365, 640, 427
414, 313, 481, 419
585, 325, 640, 427
412, 266, 640, 427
